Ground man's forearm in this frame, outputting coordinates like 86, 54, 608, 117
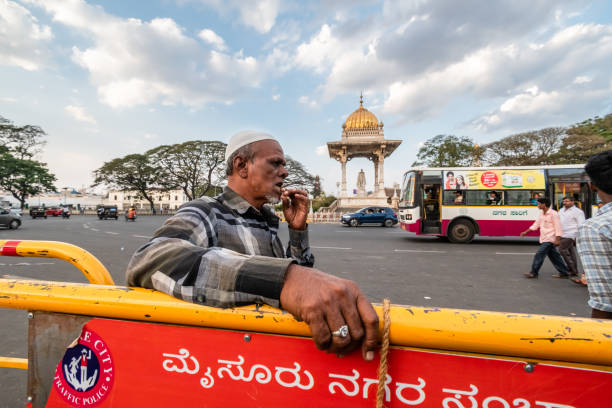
127, 237, 293, 308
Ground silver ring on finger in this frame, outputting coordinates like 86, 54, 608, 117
331, 325, 349, 338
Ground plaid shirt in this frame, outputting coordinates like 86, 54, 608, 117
126, 187, 314, 308
577, 202, 612, 312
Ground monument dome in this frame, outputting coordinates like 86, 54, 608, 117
343, 95, 381, 130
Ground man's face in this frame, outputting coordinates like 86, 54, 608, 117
562, 198, 573, 208
247, 140, 288, 204
537, 202, 546, 210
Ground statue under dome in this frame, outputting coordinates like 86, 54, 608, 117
356, 169, 366, 196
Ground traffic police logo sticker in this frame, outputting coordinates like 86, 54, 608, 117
53, 328, 114, 407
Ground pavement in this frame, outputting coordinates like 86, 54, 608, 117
0, 215, 591, 406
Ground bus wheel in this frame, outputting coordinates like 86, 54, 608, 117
448, 220, 474, 243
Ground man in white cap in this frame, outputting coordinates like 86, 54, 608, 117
126, 131, 379, 360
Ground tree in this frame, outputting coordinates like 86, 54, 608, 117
92, 154, 164, 211
312, 175, 322, 198
412, 135, 475, 167
148, 140, 227, 201
0, 145, 57, 209
284, 156, 316, 193
567, 114, 612, 142
0, 115, 47, 160
552, 133, 612, 164
0, 116, 56, 208
482, 127, 566, 166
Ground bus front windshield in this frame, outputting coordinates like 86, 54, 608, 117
401, 172, 417, 207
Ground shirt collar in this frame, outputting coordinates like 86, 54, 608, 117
217, 186, 279, 226
597, 202, 612, 216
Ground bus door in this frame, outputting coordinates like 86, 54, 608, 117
548, 168, 591, 218
421, 171, 442, 234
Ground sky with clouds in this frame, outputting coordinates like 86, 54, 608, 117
1, 0, 611, 195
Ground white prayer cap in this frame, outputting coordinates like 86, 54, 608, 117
225, 130, 277, 161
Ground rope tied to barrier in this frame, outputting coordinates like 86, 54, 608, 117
376, 298, 391, 408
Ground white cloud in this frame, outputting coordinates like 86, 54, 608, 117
64, 105, 97, 124
292, 2, 612, 130
0, 0, 53, 70
298, 95, 318, 108
0, 96, 17, 102
573, 75, 591, 84
27, 0, 268, 108
272, 94, 280, 101
315, 145, 327, 156
198, 28, 227, 51
193, 0, 281, 33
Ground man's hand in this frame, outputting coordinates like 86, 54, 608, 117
280, 264, 379, 361
554, 237, 561, 246
520, 230, 528, 237
281, 188, 309, 230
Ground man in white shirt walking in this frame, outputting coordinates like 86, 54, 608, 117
559, 196, 585, 277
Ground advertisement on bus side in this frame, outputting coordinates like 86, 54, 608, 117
443, 169, 545, 190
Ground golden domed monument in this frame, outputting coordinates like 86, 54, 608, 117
327, 94, 402, 208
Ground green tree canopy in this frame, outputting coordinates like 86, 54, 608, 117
0, 145, 57, 209
0, 115, 47, 160
482, 127, 566, 166
0, 116, 56, 208
92, 153, 164, 211
147, 140, 226, 201
413, 135, 476, 167
284, 156, 316, 193
567, 114, 612, 142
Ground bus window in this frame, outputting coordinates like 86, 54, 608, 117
466, 190, 504, 205
506, 190, 544, 206
443, 190, 465, 205
401, 172, 416, 207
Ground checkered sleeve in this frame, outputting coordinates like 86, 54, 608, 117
577, 220, 612, 312
125, 204, 292, 308
286, 227, 315, 267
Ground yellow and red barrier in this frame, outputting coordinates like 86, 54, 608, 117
0, 241, 611, 407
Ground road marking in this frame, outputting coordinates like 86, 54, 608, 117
311, 246, 352, 250
495, 252, 535, 255
0, 262, 55, 267
133, 235, 152, 239
90, 228, 99, 232
394, 249, 447, 253
105, 231, 119, 235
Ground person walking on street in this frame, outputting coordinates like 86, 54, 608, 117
558, 196, 585, 278
520, 197, 569, 279
576, 150, 612, 319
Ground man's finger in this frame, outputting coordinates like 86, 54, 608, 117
357, 295, 380, 361
325, 309, 352, 354
305, 311, 332, 351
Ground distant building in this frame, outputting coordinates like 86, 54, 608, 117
106, 189, 189, 211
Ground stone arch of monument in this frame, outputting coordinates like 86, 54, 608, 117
327, 95, 402, 208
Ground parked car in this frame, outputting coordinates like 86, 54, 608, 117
29, 207, 47, 219
46, 207, 63, 217
97, 205, 118, 220
341, 206, 398, 227
0, 208, 21, 229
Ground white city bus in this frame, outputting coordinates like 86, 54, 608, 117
398, 165, 599, 243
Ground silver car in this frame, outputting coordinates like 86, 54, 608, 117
0, 208, 22, 229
